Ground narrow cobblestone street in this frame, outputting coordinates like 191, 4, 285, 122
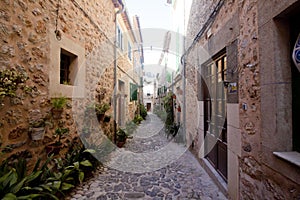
2, 1, 300, 199
67, 114, 227, 200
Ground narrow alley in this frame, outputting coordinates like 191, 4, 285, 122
1, 0, 300, 199
67, 114, 226, 200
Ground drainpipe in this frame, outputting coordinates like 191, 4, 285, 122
114, 0, 124, 144
181, 0, 187, 145
181, 55, 186, 144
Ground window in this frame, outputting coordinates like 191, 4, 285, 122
157, 86, 167, 96
203, 52, 228, 180
291, 14, 300, 152
261, 1, 300, 169
128, 42, 132, 60
204, 54, 227, 141
117, 26, 123, 50
60, 49, 77, 85
49, 30, 85, 98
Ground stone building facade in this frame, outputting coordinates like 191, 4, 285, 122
114, 10, 142, 128
185, 0, 300, 199
0, 0, 142, 167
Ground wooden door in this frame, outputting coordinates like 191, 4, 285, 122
203, 55, 228, 181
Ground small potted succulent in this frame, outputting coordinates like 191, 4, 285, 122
51, 96, 67, 119
95, 103, 110, 121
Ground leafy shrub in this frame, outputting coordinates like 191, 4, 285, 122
0, 142, 97, 199
133, 115, 143, 125
95, 103, 110, 114
163, 92, 175, 134
139, 104, 147, 119
0, 156, 57, 200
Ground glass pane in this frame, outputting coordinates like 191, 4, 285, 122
211, 63, 215, 75
223, 56, 227, 81
218, 60, 222, 72
224, 56, 227, 70
218, 72, 222, 82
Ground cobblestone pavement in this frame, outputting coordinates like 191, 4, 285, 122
67, 114, 227, 200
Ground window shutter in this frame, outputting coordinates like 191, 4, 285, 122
130, 83, 138, 101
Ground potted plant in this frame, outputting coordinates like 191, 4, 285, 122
116, 128, 127, 148
45, 127, 69, 155
29, 119, 45, 140
133, 114, 143, 125
95, 103, 110, 121
54, 127, 69, 146
51, 96, 67, 119
103, 115, 111, 123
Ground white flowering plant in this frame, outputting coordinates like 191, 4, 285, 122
0, 68, 29, 99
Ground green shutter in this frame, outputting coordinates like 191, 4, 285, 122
130, 83, 138, 101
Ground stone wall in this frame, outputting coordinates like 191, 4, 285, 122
185, 1, 240, 198
185, 0, 239, 153
237, 0, 264, 198
0, 0, 116, 167
116, 53, 139, 125
185, 0, 300, 199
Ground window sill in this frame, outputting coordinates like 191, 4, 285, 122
273, 151, 300, 167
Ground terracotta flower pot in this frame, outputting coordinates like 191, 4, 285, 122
117, 141, 126, 148
103, 115, 111, 123
52, 108, 63, 119
97, 113, 105, 121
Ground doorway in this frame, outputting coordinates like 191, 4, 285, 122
203, 53, 228, 181
146, 103, 151, 112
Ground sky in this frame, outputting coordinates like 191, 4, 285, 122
125, 0, 172, 30
125, 0, 175, 94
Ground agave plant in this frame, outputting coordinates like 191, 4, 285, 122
0, 156, 58, 200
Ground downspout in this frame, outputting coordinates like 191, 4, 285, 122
182, 0, 187, 144
114, 0, 124, 144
